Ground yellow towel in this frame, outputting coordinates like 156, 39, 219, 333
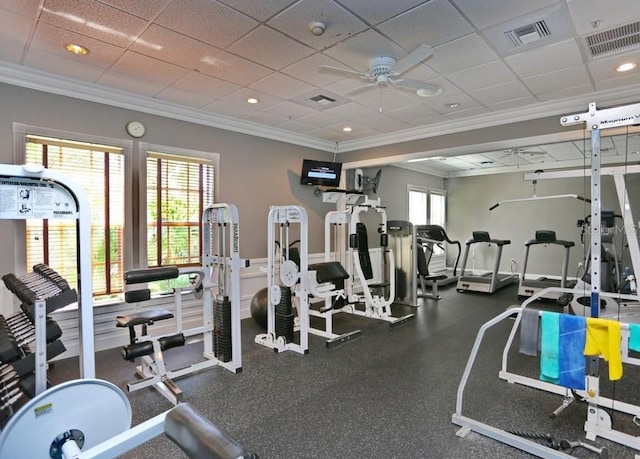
584, 317, 623, 380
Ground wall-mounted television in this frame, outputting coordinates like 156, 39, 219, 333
300, 159, 342, 188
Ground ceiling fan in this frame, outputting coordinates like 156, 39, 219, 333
318, 44, 443, 98
501, 148, 547, 159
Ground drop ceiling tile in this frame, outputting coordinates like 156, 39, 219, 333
227, 26, 315, 70
277, 119, 317, 133
30, 22, 125, 68
353, 113, 409, 132
23, 48, 105, 82
97, 0, 169, 20
197, 51, 272, 86
445, 106, 491, 120
269, 0, 368, 51
0, 41, 23, 62
306, 127, 342, 141
335, 0, 426, 26
522, 65, 591, 94
323, 77, 377, 99
155, 0, 259, 48
40, 0, 148, 47
297, 111, 347, 128
201, 99, 257, 117
109, 51, 190, 85
588, 49, 640, 82
535, 83, 594, 101
567, 0, 639, 35
262, 101, 318, 120
322, 29, 408, 71
281, 53, 356, 87
0, 8, 34, 46
487, 96, 538, 111
0, 0, 41, 16
420, 91, 480, 114
398, 76, 463, 105
358, 89, 418, 112
469, 80, 531, 105
453, 0, 558, 29
504, 39, 584, 79
219, 87, 284, 109
130, 25, 221, 70
97, 70, 167, 96
248, 72, 316, 99
170, 71, 240, 98
154, 86, 218, 108
323, 101, 382, 119
242, 110, 289, 126
428, 33, 501, 74
377, 0, 474, 50
401, 63, 440, 82
217, 0, 297, 21
446, 60, 518, 92
595, 73, 640, 91
386, 103, 439, 123
541, 142, 584, 160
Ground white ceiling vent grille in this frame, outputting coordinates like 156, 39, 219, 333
584, 21, 640, 58
505, 21, 551, 47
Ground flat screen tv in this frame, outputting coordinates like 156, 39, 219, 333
300, 159, 342, 188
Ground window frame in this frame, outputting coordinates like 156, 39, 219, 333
407, 184, 429, 226
138, 142, 219, 270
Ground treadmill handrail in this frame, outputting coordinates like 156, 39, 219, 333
465, 236, 511, 246
524, 239, 574, 248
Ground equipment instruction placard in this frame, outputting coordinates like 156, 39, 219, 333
0, 177, 78, 219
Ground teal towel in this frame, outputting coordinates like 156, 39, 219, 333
558, 314, 586, 390
540, 311, 559, 384
630, 324, 640, 352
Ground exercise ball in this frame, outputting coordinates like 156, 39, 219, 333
250, 287, 268, 330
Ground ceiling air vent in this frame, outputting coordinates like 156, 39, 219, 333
309, 94, 336, 106
584, 21, 640, 58
505, 21, 551, 47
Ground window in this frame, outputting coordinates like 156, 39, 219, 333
408, 186, 428, 226
146, 152, 214, 268
429, 190, 446, 227
24, 135, 125, 301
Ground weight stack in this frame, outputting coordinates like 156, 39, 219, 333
275, 286, 294, 343
213, 296, 232, 362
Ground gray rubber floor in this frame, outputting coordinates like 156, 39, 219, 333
49, 284, 640, 458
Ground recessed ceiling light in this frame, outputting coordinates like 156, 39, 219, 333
64, 43, 89, 55
342, 126, 352, 132
445, 102, 460, 108
246, 97, 259, 104
616, 62, 636, 72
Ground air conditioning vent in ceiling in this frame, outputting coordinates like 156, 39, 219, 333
309, 94, 336, 105
505, 21, 551, 47
584, 21, 640, 58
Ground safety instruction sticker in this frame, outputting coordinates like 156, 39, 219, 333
0, 177, 78, 219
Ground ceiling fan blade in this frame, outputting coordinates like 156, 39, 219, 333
345, 83, 378, 96
392, 44, 434, 75
393, 79, 443, 97
318, 65, 369, 78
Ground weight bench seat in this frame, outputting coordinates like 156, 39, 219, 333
116, 309, 174, 328
309, 262, 349, 284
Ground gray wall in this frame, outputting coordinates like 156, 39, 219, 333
0, 83, 336, 278
448, 170, 639, 277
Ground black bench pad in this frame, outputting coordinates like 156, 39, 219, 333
116, 309, 174, 328
309, 262, 349, 283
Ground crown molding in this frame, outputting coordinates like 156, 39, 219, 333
337, 84, 640, 153
0, 62, 336, 152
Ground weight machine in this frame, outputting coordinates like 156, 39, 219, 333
255, 205, 362, 352
0, 164, 94, 423
453, 101, 640, 456
117, 203, 246, 405
324, 193, 414, 325
0, 378, 257, 458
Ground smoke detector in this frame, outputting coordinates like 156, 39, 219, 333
309, 22, 326, 36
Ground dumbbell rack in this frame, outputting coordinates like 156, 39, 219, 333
0, 264, 76, 423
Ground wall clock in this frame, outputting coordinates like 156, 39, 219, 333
126, 121, 146, 138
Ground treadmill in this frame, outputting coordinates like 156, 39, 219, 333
518, 230, 576, 300
415, 225, 461, 297
456, 231, 517, 293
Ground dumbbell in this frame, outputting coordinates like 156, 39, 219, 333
560, 439, 608, 457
